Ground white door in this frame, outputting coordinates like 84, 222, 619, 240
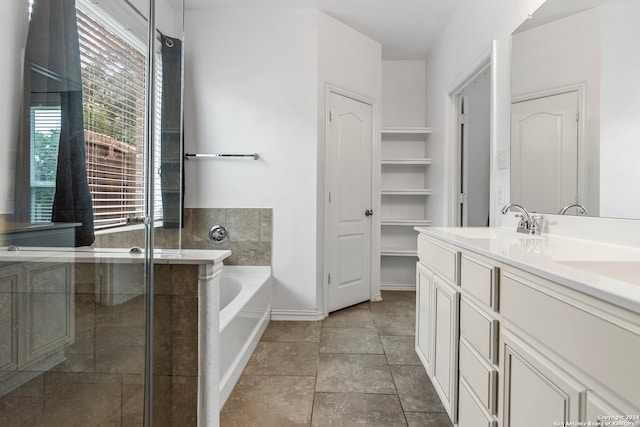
511, 92, 579, 214
326, 92, 373, 313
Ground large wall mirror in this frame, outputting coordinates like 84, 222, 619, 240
510, 0, 640, 220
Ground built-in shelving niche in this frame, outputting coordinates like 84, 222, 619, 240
380, 127, 432, 291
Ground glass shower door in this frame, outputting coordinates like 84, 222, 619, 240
0, 0, 184, 424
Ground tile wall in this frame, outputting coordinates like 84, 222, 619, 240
92, 208, 273, 266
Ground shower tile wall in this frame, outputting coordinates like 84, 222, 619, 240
92, 208, 273, 266
0, 262, 200, 425
182, 208, 272, 266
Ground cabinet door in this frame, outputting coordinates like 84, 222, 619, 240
416, 262, 433, 374
19, 263, 75, 369
431, 275, 460, 422
0, 265, 20, 382
501, 331, 585, 427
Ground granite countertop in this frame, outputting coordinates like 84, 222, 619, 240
416, 226, 640, 314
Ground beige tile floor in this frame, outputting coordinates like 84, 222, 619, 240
221, 291, 453, 427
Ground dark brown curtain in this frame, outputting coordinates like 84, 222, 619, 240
16, 0, 95, 246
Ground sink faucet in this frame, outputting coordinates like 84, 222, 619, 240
558, 203, 588, 216
500, 203, 542, 235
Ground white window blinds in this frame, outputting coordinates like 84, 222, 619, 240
77, 7, 147, 230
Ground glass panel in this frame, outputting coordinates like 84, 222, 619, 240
0, 0, 174, 425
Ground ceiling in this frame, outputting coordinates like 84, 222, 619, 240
183, 0, 461, 60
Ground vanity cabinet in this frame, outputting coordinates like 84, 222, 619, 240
0, 261, 74, 396
0, 265, 20, 384
416, 235, 459, 422
499, 267, 640, 419
501, 330, 585, 426
415, 228, 640, 427
431, 274, 459, 420
457, 253, 499, 427
416, 262, 432, 374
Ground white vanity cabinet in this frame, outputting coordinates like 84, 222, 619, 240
416, 235, 459, 422
0, 264, 20, 384
415, 228, 640, 427
416, 262, 432, 374
457, 253, 499, 427
499, 267, 640, 422
0, 261, 75, 396
500, 330, 585, 426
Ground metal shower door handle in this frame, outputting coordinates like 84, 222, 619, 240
127, 215, 150, 225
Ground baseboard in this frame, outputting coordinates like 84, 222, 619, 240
380, 283, 417, 291
270, 308, 324, 321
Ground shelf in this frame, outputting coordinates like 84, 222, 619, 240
379, 124, 431, 291
381, 189, 432, 195
380, 249, 418, 257
381, 159, 432, 165
381, 127, 432, 134
381, 219, 431, 226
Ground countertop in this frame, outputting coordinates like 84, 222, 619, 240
416, 227, 640, 314
0, 247, 232, 265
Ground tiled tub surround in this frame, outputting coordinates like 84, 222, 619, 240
0, 249, 230, 426
92, 208, 273, 266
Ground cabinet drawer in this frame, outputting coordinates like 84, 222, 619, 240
501, 271, 640, 409
460, 254, 498, 309
460, 298, 497, 363
459, 338, 497, 415
458, 377, 496, 427
418, 236, 458, 283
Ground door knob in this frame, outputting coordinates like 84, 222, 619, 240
365, 209, 373, 217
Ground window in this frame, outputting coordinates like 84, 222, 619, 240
30, 107, 61, 223
29, 1, 163, 230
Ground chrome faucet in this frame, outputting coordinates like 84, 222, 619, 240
558, 203, 588, 216
500, 203, 542, 235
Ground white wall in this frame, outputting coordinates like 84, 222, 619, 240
185, 9, 381, 315
381, 60, 426, 128
184, 9, 319, 313
425, 0, 547, 226
0, 1, 29, 215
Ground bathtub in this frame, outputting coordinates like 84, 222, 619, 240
218, 266, 272, 405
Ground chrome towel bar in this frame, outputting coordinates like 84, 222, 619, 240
185, 153, 259, 160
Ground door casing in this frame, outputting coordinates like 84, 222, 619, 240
322, 84, 379, 317
444, 42, 497, 227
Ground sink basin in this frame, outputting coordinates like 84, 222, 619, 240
558, 261, 640, 283
440, 227, 541, 240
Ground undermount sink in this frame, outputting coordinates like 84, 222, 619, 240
440, 227, 542, 240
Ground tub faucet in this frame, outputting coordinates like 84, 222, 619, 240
558, 203, 588, 216
500, 203, 542, 235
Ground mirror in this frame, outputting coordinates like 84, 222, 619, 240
510, 0, 640, 220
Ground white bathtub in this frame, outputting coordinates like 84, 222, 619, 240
218, 266, 272, 405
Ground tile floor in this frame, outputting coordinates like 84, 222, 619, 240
221, 291, 454, 427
